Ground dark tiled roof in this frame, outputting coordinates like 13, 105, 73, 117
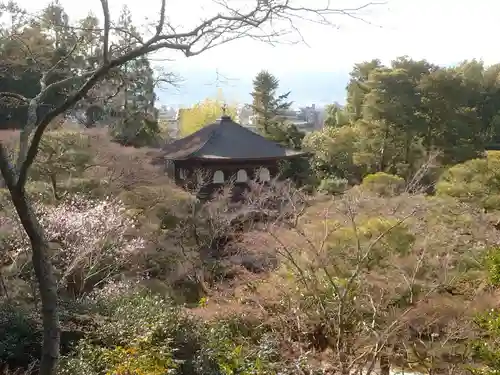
161, 116, 308, 160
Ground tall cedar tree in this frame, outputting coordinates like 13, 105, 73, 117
250, 70, 292, 136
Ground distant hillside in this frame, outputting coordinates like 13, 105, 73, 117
155, 69, 350, 108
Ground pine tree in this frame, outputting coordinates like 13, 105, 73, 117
250, 70, 292, 136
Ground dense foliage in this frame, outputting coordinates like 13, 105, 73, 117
178, 90, 238, 136
306, 57, 500, 186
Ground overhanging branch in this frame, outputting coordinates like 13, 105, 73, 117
6, 0, 380, 190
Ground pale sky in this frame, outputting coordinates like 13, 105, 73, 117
12, 0, 500, 77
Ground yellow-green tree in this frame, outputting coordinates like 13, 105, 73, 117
436, 152, 500, 211
179, 90, 238, 136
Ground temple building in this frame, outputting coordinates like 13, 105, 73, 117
159, 113, 308, 200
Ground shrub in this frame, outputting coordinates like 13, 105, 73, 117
471, 309, 500, 375
0, 182, 57, 206
361, 172, 405, 196
0, 304, 41, 368
58, 284, 180, 374
59, 284, 281, 375
485, 247, 500, 286
328, 216, 416, 269
470, 244, 500, 374
436, 156, 500, 210
318, 177, 348, 195
25, 181, 56, 204
247, 189, 497, 373
59, 178, 108, 198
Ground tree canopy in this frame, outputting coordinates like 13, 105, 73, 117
178, 89, 238, 136
307, 57, 500, 184
0, 2, 158, 129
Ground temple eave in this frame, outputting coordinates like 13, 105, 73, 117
165, 152, 310, 162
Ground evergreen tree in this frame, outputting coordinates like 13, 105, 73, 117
250, 71, 311, 186
111, 6, 156, 115
250, 70, 292, 136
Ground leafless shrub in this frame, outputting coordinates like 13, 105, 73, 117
405, 150, 441, 194
78, 129, 175, 191
142, 177, 304, 301
229, 187, 500, 374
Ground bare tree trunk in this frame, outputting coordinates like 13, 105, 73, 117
17, 99, 38, 171
9, 190, 60, 375
0, 270, 8, 299
49, 173, 63, 201
0, 97, 60, 374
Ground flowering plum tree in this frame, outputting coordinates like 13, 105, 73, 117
3, 196, 145, 296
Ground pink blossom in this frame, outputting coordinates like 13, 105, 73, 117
3, 195, 146, 292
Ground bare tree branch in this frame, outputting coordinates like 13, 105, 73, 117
99, 0, 111, 63
155, 0, 167, 37
40, 38, 82, 91
0, 92, 29, 104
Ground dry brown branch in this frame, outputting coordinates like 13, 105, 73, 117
244, 185, 495, 374
405, 150, 440, 194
